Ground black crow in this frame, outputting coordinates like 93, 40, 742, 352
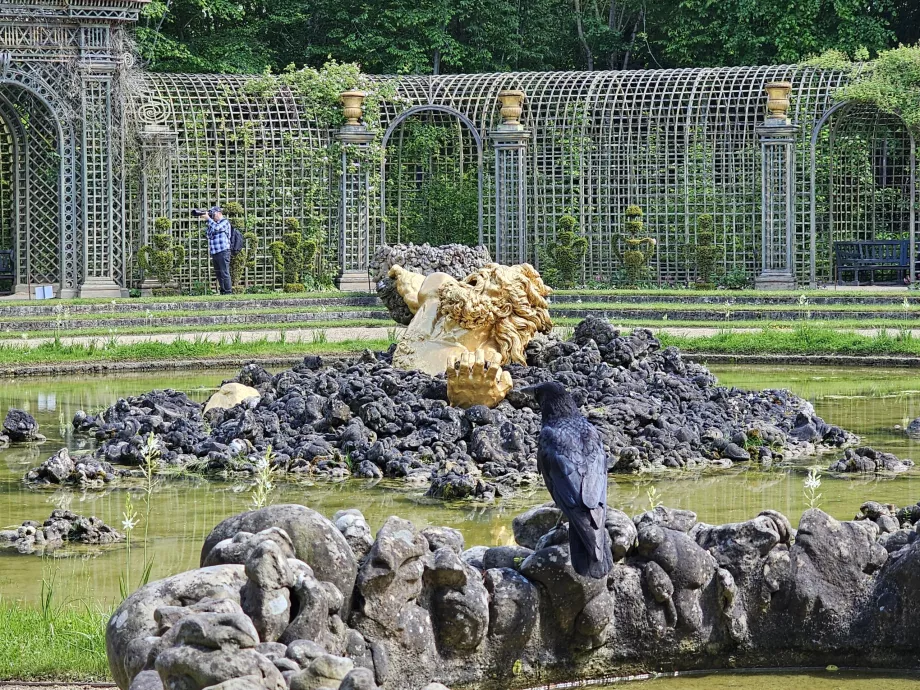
524, 381, 613, 579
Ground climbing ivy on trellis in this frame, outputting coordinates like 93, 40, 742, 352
382, 118, 480, 247
222, 202, 259, 291
806, 45, 920, 134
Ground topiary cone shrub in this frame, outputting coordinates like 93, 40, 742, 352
269, 217, 317, 293
693, 213, 722, 289
224, 202, 259, 292
544, 214, 588, 288
617, 204, 656, 287
138, 217, 185, 295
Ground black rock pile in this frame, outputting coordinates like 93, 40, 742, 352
25, 447, 119, 486
43, 318, 854, 498
369, 242, 492, 324
829, 446, 914, 474
1, 408, 43, 445
0, 509, 123, 554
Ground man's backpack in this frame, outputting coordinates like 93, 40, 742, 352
229, 224, 245, 255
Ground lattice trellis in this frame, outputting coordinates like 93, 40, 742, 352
0, 82, 63, 287
135, 73, 334, 289
1, 0, 916, 296
809, 102, 917, 284
0, 53, 907, 294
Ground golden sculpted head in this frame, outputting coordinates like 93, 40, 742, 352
437, 263, 552, 364
389, 261, 552, 408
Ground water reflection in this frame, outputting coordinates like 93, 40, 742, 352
1, 364, 920, 605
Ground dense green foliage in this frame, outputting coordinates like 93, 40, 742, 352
542, 215, 588, 288
819, 45, 920, 133
138, 218, 185, 288
383, 119, 480, 247
135, 0, 918, 74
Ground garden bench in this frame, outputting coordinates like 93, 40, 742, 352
833, 240, 909, 285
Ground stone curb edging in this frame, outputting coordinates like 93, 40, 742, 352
0, 354, 357, 378
684, 352, 920, 367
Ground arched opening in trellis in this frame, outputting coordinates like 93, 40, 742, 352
379, 105, 484, 249
809, 102, 917, 286
0, 82, 64, 294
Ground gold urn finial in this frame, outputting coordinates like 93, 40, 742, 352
339, 90, 368, 126
497, 89, 526, 126
764, 82, 792, 123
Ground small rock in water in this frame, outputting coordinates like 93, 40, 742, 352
3, 408, 43, 443
0, 509, 123, 555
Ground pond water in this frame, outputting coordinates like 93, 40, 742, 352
2, 364, 920, 611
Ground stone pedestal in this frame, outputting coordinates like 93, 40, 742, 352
754, 270, 796, 291
78, 276, 125, 298
335, 109, 375, 293
489, 91, 530, 265
756, 82, 798, 291
336, 270, 373, 292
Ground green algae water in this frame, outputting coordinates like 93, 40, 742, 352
2, 364, 920, 608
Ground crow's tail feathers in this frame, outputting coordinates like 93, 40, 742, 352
567, 505, 613, 579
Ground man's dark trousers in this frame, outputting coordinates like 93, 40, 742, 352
211, 250, 233, 294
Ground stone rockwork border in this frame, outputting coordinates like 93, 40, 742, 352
553, 307, 920, 321
0, 310, 387, 332
551, 293, 920, 306
105, 500, 920, 690
0, 296, 379, 318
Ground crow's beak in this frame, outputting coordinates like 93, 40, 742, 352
519, 384, 539, 396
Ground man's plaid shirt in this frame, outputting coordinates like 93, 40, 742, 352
206, 217, 231, 255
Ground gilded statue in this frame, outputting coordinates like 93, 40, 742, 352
389, 262, 552, 408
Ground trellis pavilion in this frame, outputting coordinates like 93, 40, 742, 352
1, 0, 916, 296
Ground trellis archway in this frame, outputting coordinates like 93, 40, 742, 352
378, 104, 485, 248
809, 101, 917, 286
0, 79, 69, 294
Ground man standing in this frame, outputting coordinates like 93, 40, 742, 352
196, 206, 233, 295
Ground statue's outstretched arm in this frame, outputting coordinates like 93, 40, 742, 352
388, 265, 426, 314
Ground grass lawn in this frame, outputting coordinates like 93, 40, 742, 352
2, 304, 386, 324
0, 599, 110, 681
0, 322, 918, 367
0, 336, 393, 366
659, 324, 920, 356
0, 319, 393, 339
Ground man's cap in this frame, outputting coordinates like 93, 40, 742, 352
210, 205, 222, 214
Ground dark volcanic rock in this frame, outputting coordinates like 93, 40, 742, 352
25, 448, 118, 486
75, 318, 857, 498
829, 446, 914, 474
4, 408, 43, 442
370, 243, 492, 324
0, 509, 123, 554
